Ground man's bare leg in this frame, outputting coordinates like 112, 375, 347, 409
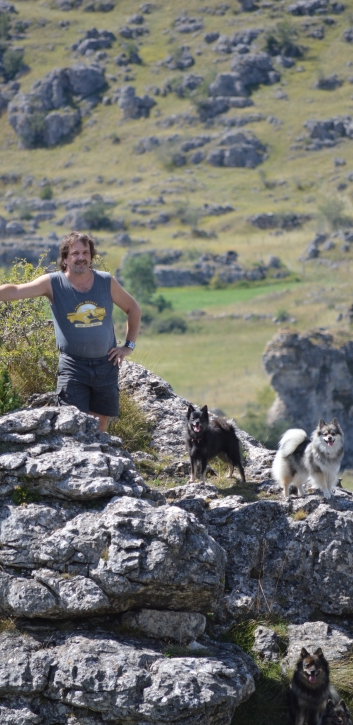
89, 412, 109, 433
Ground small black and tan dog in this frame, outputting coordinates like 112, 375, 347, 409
320, 699, 353, 725
186, 404, 246, 484
288, 647, 338, 725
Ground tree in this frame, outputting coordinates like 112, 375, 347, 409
122, 254, 157, 304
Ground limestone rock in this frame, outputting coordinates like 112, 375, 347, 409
248, 212, 310, 229
0, 630, 258, 724
284, 621, 353, 669
121, 608, 206, 643
174, 15, 204, 33
263, 329, 353, 466
118, 85, 156, 119
303, 115, 353, 149
288, 0, 344, 13
8, 64, 105, 148
253, 625, 280, 661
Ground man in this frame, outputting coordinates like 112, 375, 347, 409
0, 231, 141, 433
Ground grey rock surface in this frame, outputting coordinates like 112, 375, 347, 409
253, 625, 280, 661
118, 85, 156, 119
8, 64, 105, 147
121, 608, 206, 643
284, 621, 353, 669
0, 629, 258, 724
263, 329, 353, 466
248, 212, 310, 229
303, 115, 353, 149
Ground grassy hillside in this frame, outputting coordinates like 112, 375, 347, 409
1, 0, 353, 429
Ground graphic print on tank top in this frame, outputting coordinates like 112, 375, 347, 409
67, 301, 107, 327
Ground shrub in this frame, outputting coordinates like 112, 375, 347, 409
27, 111, 46, 147
152, 294, 173, 313
12, 485, 41, 505
122, 253, 157, 304
0, 258, 58, 397
82, 199, 112, 230
264, 20, 301, 57
2, 48, 24, 81
39, 184, 53, 200
150, 314, 187, 334
0, 12, 10, 40
0, 367, 21, 414
318, 197, 352, 230
17, 202, 32, 221
108, 390, 152, 452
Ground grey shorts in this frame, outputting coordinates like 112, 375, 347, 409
56, 353, 119, 417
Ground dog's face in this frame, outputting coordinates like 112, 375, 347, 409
187, 404, 209, 436
314, 418, 344, 452
297, 647, 328, 688
323, 699, 353, 725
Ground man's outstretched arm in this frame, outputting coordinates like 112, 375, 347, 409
0, 274, 53, 302
109, 277, 141, 366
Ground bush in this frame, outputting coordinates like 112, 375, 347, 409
264, 20, 302, 57
0, 258, 58, 397
27, 111, 46, 147
150, 314, 187, 334
82, 199, 112, 230
152, 294, 173, 313
318, 197, 352, 230
108, 390, 152, 452
2, 48, 24, 81
0, 367, 21, 414
17, 203, 32, 221
0, 12, 10, 40
39, 184, 53, 200
122, 253, 157, 304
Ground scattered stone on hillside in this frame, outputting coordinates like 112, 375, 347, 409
119, 23, 149, 39
217, 112, 266, 127
288, 0, 345, 14
74, 27, 116, 55
263, 329, 353, 466
238, 0, 258, 11
343, 26, 353, 42
113, 232, 132, 245
8, 64, 105, 148
0, 630, 258, 724
0, 0, 16, 11
84, 1, 115, 11
203, 202, 234, 215
5, 220, 25, 235
230, 52, 281, 90
248, 211, 310, 229
207, 131, 266, 168
204, 31, 220, 43
121, 609, 206, 643
128, 12, 144, 23
180, 134, 211, 151
306, 24, 325, 37
153, 248, 275, 287
163, 73, 204, 97
118, 85, 156, 119
115, 48, 142, 65
163, 46, 195, 70
313, 73, 342, 89
253, 626, 280, 661
303, 115, 353, 149
284, 621, 353, 668
197, 96, 253, 121
174, 15, 204, 33
301, 231, 326, 260
0, 235, 59, 264
134, 136, 160, 154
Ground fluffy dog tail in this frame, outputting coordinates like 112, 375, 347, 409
277, 428, 307, 457
272, 429, 307, 490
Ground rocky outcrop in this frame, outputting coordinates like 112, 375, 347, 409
288, 0, 345, 14
8, 64, 105, 148
303, 115, 353, 149
118, 85, 156, 119
263, 329, 353, 466
72, 27, 116, 55
207, 131, 267, 168
248, 211, 310, 229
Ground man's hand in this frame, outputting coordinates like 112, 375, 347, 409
108, 346, 132, 366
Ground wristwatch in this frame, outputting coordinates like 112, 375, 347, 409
124, 340, 135, 350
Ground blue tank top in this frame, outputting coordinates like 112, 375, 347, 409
50, 270, 116, 358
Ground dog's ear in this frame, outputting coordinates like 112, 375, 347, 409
201, 404, 209, 420
326, 700, 335, 714
300, 647, 309, 659
314, 647, 323, 658
339, 700, 349, 713
332, 417, 340, 428
187, 404, 195, 418
318, 419, 326, 429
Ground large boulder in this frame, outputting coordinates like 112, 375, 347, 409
118, 85, 156, 119
0, 630, 258, 724
7, 64, 105, 148
288, 0, 344, 13
207, 131, 267, 168
303, 115, 353, 149
263, 329, 353, 466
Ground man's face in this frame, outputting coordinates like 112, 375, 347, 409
65, 241, 92, 275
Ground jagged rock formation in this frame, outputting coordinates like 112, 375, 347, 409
303, 115, 353, 149
8, 64, 105, 148
263, 329, 353, 465
2, 361, 353, 722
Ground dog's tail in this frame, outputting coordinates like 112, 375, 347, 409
277, 428, 308, 457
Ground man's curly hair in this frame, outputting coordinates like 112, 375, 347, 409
59, 231, 97, 271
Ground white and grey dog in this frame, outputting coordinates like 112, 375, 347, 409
272, 418, 344, 499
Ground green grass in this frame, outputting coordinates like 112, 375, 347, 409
156, 281, 299, 314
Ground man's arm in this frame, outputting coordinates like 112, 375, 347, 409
108, 277, 141, 366
0, 274, 53, 302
